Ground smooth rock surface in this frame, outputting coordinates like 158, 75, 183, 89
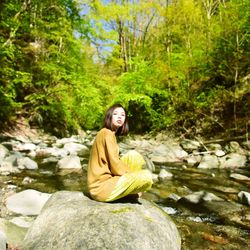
0, 218, 27, 248
56, 155, 82, 169
22, 191, 181, 250
197, 154, 220, 169
219, 153, 247, 168
6, 189, 51, 216
238, 191, 250, 206
158, 169, 173, 181
0, 230, 6, 250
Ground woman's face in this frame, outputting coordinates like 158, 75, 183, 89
112, 107, 126, 130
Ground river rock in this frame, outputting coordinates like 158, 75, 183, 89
238, 191, 250, 206
55, 136, 80, 146
185, 153, 202, 166
5, 189, 51, 216
41, 156, 58, 164
150, 144, 188, 164
214, 149, 226, 157
179, 191, 224, 204
21, 191, 181, 250
197, 155, 220, 169
0, 144, 9, 159
242, 141, 250, 150
219, 153, 247, 168
151, 173, 159, 182
144, 156, 155, 172
0, 218, 27, 248
10, 216, 35, 228
4, 153, 23, 165
36, 147, 68, 158
205, 144, 226, 157
230, 173, 250, 182
56, 155, 82, 170
158, 169, 173, 181
206, 143, 222, 151
0, 161, 20, 175
22, 177, 35, 185
180, 139, 201, 152
17, 157, 38, 170
63, 142, 89, 157
225, 141, 246, 154
14, 142, 37, 152
0, 230, 6, 250
1, 141, 14, 151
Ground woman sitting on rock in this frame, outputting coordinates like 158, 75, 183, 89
87, 104, 153, 202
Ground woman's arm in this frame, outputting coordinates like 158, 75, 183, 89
104, 131, 129, 176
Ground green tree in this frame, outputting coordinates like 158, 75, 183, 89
0, 0, 105, 135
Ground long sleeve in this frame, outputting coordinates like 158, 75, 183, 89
87, 128, 129, 201
104, 130, 129, 176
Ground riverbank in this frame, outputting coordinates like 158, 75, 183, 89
0, 125, 250, 249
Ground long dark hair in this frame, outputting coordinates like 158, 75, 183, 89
102, 104, 129, 136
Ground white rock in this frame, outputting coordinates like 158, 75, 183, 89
197, 155, 220, 169
181, 191, 224, 204
15, 143, 37, 152
6, 189, 51, 216
6, 185, 17, 190
36, 147, 68, 158
150, 144, 188, 164
226, 141, 246, 154
22, 177, 35, 184
186, 154, 202, 165
158, 169, 173, 181
230, 173, 250, 181
206, 143, 222, 151
188, 216, 203, 223
160, 206, 178, 215
63, 142, 89, 157
17, 157, 38, 170
180, 139, 201, 151
55, 137, 79, 146
151, 173, 159, 182
242, 141, 250, 150
0, 144, 9, 159
220, 153, 247, 168
238, 191, 250, 206
0, 161, 19, 174
56, 155, 82, 169
0, 230, 7, 250
215, 149, 226, 157
10, 216, 34, 228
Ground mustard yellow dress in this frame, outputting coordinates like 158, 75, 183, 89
87, 128, 152, 202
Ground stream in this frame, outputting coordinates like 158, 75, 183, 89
0, 130, 250, 250
1, 158, 250, 250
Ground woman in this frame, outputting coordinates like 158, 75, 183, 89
87, 104, 153, 202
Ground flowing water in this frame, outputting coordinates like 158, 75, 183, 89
2, 159, 250, 250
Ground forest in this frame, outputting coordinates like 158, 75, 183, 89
0, 0, 249, 138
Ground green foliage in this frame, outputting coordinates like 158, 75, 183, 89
208, 0, 250, 87
0, 0, 104, 135
110, 59, 174, 132
0, 0, 249, 137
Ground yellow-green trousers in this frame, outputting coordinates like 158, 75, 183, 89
105, 150, 153, 202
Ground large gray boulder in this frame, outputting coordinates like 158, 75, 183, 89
21, 191, 181, 250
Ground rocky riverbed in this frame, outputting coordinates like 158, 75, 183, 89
0, 128, 250, 249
